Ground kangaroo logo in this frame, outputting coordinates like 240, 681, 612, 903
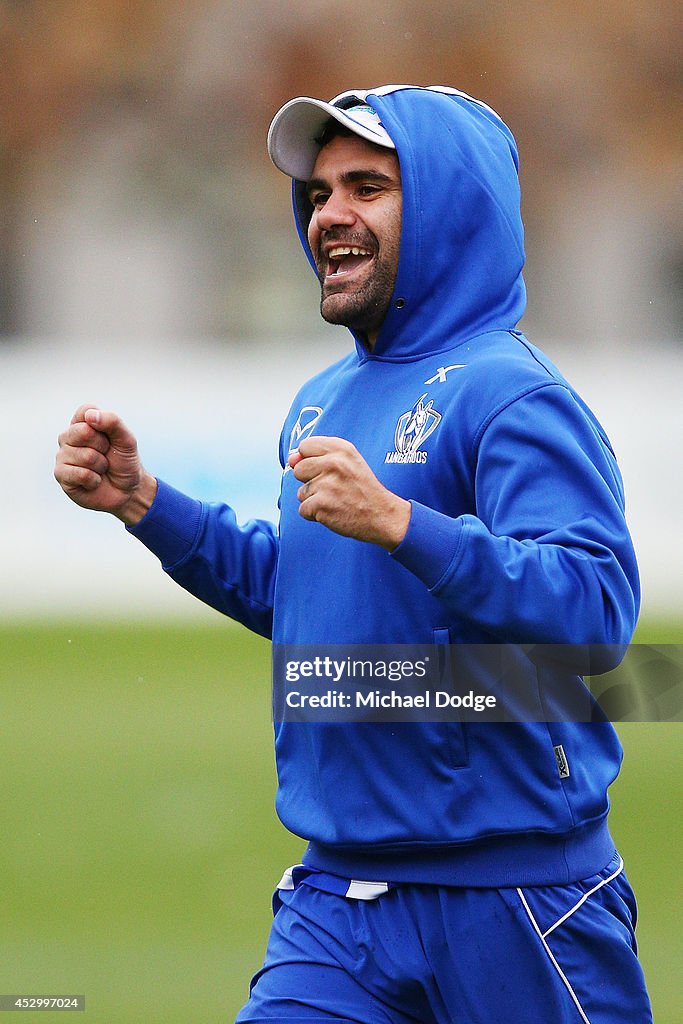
284, 406, 323, 473
386, 394, 441, 465
288, 406, 323, 454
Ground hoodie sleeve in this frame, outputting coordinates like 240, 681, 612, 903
390, 383, 640, 652
128, 478, 278, 638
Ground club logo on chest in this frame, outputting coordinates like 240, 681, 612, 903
385, 393, 441, 464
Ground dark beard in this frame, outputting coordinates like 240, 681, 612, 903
315, 235, 397, 337
318, 263, 395, 336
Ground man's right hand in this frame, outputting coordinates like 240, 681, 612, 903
54, 405, 157, 526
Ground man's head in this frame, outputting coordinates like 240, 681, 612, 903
268, 94, 402, 348
269, 87, 527, 358
305, 128, 401, 346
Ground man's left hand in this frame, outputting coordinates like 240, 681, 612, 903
288, 436, 411, 551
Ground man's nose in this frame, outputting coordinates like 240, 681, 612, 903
314, 189, 356, 230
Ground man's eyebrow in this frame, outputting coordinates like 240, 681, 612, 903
306, 168, 398, 198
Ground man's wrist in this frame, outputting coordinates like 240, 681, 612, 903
377, 496, 412, 552
115, 473, 158, 526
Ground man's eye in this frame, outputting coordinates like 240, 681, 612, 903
310, 193, 330, 208
357, 185, 381, 198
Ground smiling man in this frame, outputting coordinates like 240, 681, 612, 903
55, 86, 652, 1022
306, 130, 402, 341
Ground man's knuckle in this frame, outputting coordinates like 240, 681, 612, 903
81, 446, 102, 470
70, 464, 94, 485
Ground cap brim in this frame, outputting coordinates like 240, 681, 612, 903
267, 96, 395, 181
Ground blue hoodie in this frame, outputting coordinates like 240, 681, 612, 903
131, 86, 640, 886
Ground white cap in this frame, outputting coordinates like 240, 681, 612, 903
267, 92, 395, 181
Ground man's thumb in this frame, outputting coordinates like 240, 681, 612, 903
84, 407, 136, 449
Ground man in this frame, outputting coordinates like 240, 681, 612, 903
55, 86, 652, 1022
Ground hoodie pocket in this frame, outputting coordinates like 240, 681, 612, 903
433, 628, 469, 769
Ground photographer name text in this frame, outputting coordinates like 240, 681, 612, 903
284, 688, 497, 712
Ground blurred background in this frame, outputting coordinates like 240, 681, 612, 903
1, 1, 681, 1021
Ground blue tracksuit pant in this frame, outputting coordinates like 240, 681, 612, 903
236, 851, 652, 1023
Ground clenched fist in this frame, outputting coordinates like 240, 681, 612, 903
55, 405, 157, 525
288, 436, 410, 550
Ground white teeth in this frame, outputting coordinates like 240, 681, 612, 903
329, 246, 372, 259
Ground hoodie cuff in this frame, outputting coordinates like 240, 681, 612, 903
390, 500, 465, 590
126, 478, 203, 569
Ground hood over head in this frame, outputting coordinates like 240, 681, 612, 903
268, 85, 527, 360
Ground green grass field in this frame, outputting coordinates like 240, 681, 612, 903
1, 621, 680, 1022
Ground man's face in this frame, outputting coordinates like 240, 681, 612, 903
306, 134, 402, 348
